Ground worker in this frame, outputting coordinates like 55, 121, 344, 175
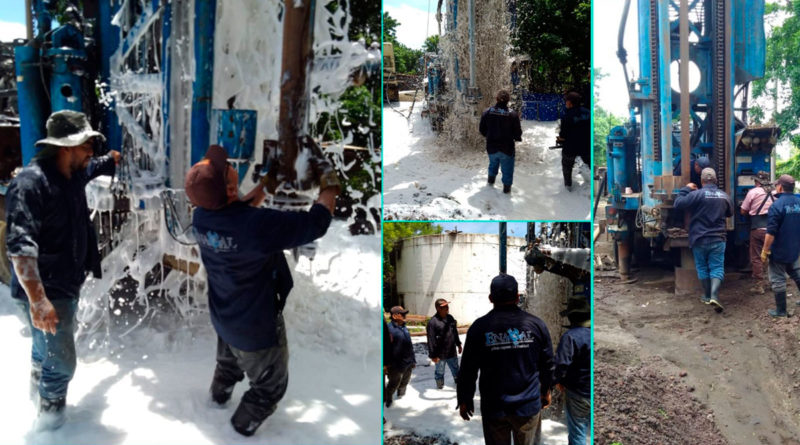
673, 156, 711, 186
760, 174, 800, 317
456, 274, 554, 445
186, 144, 340, 436
426, 298, 462, 389
5, 110, 120, 430
556, 92, 590, 192
739, 171, 775, 294
554, 297, 591, 445
383, 320, 392, 428
673, 167, 734, 312
385, 305, 416, 407
479, 89, 523, 194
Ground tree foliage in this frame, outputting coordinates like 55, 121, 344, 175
382, 12, 423, 74
512, 0, 590, 93
383, 222, 443, 301
423, 35, 440, 53
593, 107, 624, 168
752, 1, 800, 160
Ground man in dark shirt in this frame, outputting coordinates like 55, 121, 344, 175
760, 174, 800, 317
186, 144, 339, 436
6, 110, 119, 430
557, 92, 590, 192
385, 305, 416, 407
479, 90, 523, 194
673, 167, 734, 312
426, 298, 462, 389
554, 297, 591, 445
457, 274, 554, 445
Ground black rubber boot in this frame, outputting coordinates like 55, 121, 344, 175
701, 278, 711, 304
768, 291, 789, 317
487, 176, 495, 185
35, 397, 67, 431
210, 378, 236, 405
503, 184, 511, 194
709, 278, 724, 313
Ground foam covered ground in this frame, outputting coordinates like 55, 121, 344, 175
383, 102, 591, 221
384, 335, 568, 444
0, 221, 381, 445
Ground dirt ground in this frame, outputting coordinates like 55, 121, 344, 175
594, 234, 800, 445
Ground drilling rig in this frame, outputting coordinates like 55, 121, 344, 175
1, 1, 379, 325
603, 0, 779, 293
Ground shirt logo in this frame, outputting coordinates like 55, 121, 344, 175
485, 328, 535, 349
194, 229, 238, 253
785, 204, 800, 214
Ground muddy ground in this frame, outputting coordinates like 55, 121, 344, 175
594, 235, 800, 445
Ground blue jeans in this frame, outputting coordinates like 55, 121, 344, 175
768, 256, 800, 293
565, 389, 590, 445
488, 152, 515, 186
434, 356, 460, 383
15, 298, 79, 401
692, 241, 726, 280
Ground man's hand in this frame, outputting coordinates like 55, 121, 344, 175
316, 186, 339, 215
541, 391, 552, 409
457, 344, 463, 354
108, 150, 121, 164
29, 298, 59, 335
687, 183, 698, 191
458, 403, 474, 421
555, 383, 565, 393
556, 136, 565, 144
761, 249, 770, 263
431, 357, 440, 364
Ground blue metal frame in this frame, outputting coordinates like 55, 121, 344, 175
161, 2, 173, 184
191, 0, 217, 165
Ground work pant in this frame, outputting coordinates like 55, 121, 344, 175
384, 364, 413, 402
488, 152, 515, 186
565, 389, 590, 445
482, 411, 542, 445
691, 241, 726, 280
749, 228, 767, 281
562, 154, 588, 187
768, 256, 800, 293
16, 298, 78, 402
212, 315, 289, 432
433, 356, 459, 385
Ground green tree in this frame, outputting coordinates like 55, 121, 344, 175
592, 107, 624, 167
383, 222, 443, 304
512, 0, 590, 92
753, 2, 800, 155
423, 34, 440, 53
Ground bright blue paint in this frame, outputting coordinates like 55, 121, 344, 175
191, 0, 216, 165
14, 45, 48, 166
211, 109, 257, 184
161, 2, 172, 185
98, 0, 121, 156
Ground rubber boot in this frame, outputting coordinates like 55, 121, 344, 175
35, 397, 66, 431
435, 379, 444, 389
709, 278, 724, 313
700, 278, 711, 304
503, 184, 511, 194
487, 176, 495, 185
768, 291, 789, 317
210, 378, 236, 406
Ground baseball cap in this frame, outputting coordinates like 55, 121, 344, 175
390, 306, 409, 315
774, 174, 795, 189
490, 273, 518, 302
434, 298, 449, 308
700, 167, 717, 183
696, 157, 711, 169
185, 145, 229, 210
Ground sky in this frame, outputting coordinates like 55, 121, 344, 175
384, 0, 441, 50
0, 2, 26, 43
438, 222, 529, 239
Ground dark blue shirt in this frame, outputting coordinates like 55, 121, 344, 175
6, 156, 116, 301
386, 320, 415, 370
554, 326, 590, 398
192, 202, 332, 351
457, 305, 554, 418
766, 193, 800, 264
673, 184, 733, 248
559, 106, 590, 158
479, 104, 523, 157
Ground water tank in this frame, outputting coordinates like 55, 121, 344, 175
396, 233, 526, 323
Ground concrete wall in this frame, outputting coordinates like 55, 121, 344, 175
396, 233, 526, 323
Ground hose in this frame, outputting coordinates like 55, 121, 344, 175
617, 0, 632, 99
